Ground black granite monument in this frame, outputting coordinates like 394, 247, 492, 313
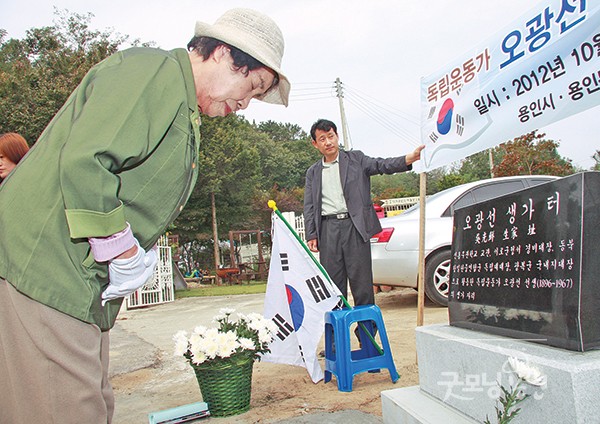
449, 172, 600, 351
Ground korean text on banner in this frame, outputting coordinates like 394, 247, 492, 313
262, 213, 342, 383
421, 0, 600, 171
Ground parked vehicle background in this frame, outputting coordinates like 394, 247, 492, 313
370, 175, 559, 306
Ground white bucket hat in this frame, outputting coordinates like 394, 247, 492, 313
194, 8, 290, 106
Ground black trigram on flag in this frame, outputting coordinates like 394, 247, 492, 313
428, 105, 436, 120
272, 313, 294, 341
305, 275, 333, 303
298, 344, 306, 364
280, 253, 289, 271
455, 114, 465, 136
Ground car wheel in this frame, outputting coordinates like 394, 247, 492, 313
425, 249, 451, 306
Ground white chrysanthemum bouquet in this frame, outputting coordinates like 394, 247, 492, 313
484, 357, 547, 424
173, 308, 277, 368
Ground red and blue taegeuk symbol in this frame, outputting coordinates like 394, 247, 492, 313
285, 284, 305, 331
436, 98, 454, 135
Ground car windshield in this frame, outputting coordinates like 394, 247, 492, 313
395, 183, 476, 218
393, 176, 558, 220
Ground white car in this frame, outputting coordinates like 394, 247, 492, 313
370, 175, 559, 306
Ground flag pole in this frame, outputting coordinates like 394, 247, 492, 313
268, 200, 383, 355
268, 200, 351, 308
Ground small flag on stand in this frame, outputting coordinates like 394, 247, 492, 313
262, 201, 342, 383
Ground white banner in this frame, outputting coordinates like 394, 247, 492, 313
421, 0, 600, 171
262, 213, 342, 383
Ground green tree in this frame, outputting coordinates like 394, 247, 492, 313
255, 120, 307, 142
253, 185, 304, 222
371, 172, 420, 201
253, 120, 319, 190
493, 131, 574, 177
424, 167, 457, 194
173, 115, 320, 270
0, 9, 148, 142
592, 150, 600, 171
459, 149, 500, 181
174, 114, 262, 243
435, 172, 466, 191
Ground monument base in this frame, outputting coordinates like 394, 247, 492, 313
382, 386, 477, 424
382, 324, 600, 424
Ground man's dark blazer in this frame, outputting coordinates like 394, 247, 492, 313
303, 149, 411, 244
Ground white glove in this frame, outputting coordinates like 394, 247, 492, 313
101, 241, 158, 306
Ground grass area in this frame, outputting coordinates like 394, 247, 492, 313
175, 281, 267, 298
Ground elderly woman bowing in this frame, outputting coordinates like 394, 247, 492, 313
0, 8, 289, 423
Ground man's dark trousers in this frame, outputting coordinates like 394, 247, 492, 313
319, 216, 375, 306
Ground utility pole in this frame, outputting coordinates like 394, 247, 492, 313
335, 77, 351, 150
488, 149, 495, 178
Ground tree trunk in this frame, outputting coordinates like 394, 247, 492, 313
211, 192, 222, 284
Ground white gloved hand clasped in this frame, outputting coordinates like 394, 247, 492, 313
101, 240, 158, 306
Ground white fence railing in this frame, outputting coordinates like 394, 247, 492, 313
381, 196, 419, 216
282, 197, 419, 242
126, 235, 175, 309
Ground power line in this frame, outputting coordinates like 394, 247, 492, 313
344, 94, 420, 146
289, 83, 336, 102
290, 90, 333, 98
343, 83, 420, 125
292, 81, 335, 87
283, 80, 421, 147
336, 79, 419, 146
290, 96, 333, 102
345, 96, 420, 148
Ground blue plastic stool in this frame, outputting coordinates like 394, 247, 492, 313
324, 304, 399, 392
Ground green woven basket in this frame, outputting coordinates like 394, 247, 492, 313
191, 354, 255, 417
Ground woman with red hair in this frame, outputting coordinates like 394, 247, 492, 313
0, 132, 29, 181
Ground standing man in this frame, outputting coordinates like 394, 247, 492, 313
304, 119, 424, 307
0, 8, 289, 424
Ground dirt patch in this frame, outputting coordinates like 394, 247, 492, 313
110, 289, 448, 423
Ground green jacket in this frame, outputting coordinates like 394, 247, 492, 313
0, 47, 200, 330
